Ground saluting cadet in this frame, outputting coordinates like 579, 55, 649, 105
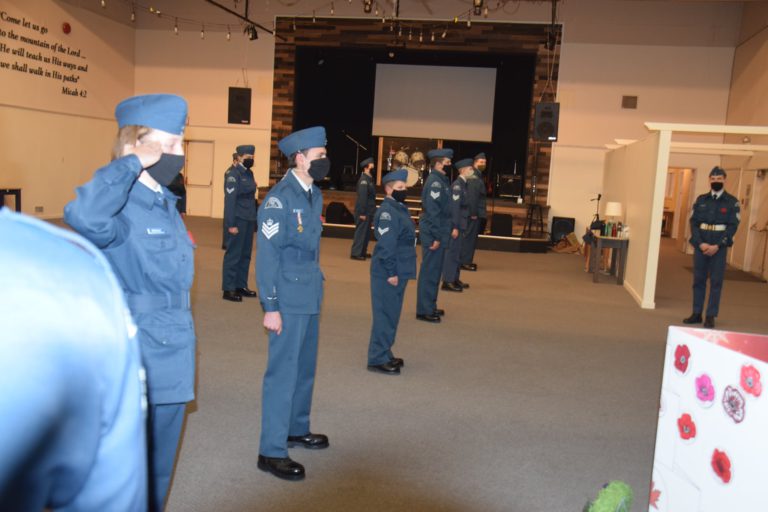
222, 144, 259, 302
256, 126, 330, 481
442, 159, 473, 291
64, 94, 194, 512
367, 169, 417, 375
416, 148, 453, 323
460, 153, 488, 271
350, 156, 377, 260
0, 210, 146, 512
683, 166, 741, 329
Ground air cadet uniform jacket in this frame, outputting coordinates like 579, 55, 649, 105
224, 163, 258, 228
419, 170, 452, 247
354, 172, 377, 219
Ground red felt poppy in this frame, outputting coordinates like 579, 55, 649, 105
674, 344, 690, 373
677, 413, 696, 440
740, 365, 762, 397
711, 449, 732, 483
649, 481, 661, 509
720, 208, 727, 213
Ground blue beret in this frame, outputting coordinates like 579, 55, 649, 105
115, 94, 187, 135
383, 169, 409, 184
236, 145, 255, 156
360, 157, 374, 168
710, 166, 727, 177
454, 158, 474, 170
427, 148, 453, 160
278, 126, 327, 157
474, 152, 486, 160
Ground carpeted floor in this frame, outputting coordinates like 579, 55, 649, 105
164, 217, 768, 512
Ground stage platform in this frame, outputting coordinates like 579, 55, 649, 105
321, 223, 550, 253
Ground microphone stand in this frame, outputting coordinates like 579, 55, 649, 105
342, 130, 368, 173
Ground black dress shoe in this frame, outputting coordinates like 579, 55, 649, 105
222, 290, 243, 302
441, 281, 463, 292
461, 263, 477, 271
257, 455, 305, 481
390, 357, 404, 368
456, 280, 469, 289
683, 313, 702, 324
287, 432, 329, 449
350, 255, 366, 261
433, 309, 445, 316
365, 253, 372, 258
704, 316, 716, 329
416, 313, 441, 323
368, 362, 401, 374
236, 287, 258, 297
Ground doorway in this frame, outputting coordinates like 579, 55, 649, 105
184, 140, 214, 217
664, 167, 696, 252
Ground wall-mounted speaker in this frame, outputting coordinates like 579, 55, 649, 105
228, 87, 252, 125
550, 216, 575, 244
534, 102, 559, 142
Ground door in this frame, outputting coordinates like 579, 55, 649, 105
731, 170, 755, 270
184, 141, 214, 217
677, 168, 696, 253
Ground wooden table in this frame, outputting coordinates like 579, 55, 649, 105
589, 235, 629, 284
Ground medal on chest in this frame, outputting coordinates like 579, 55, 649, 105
294, 209, 304, 233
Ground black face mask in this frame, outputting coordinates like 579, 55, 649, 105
711, 182, 724, 192
242, 158, 254, 169
392, 190, 408, 203
308, 157, 331, 181
442, 164, 453, 172
146, 154, 185, 187
476, 165, 486, 172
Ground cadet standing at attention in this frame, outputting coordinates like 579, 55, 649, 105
442, 158, 473, 292
350, 156, 377, 260
223, 152, 239, 249
0, 210, 147, 512
256, 126, 330, 481
460, 153, 488, 271
64, 94, 195, 512
683, 166, 740, 329
222, 144, 259, 302
416, 148, 453, 323
367, 168, 416, 375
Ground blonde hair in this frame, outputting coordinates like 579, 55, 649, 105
111, 125, 151, 161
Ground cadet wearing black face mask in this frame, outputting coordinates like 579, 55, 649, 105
255, 126, 330, 481
222, 145, 259, 302
65, 94, 196, 511
683, 166, 740, 329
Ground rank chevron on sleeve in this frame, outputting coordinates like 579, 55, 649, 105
261, 219, 280, 239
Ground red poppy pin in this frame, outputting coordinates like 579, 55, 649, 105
740, 365, 762, 397
711, 449, 732, 484
720, 207, 727, 213
677, 413, 696, 440
674, 344, 691, 373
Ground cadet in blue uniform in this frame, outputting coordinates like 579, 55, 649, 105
0, 210, 147, 512
223, 152, 239, 249
64, 94, 194, 511
256, 126, 330, 481
222, 144, 259, 302
442, 159, 473, 291
416, 148, 453, 322
350, 156, 377, 260
367, 169, 417, 375
683, 166, 740, 329
461, 153, 488, 271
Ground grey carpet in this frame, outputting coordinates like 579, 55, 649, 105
164, 217, 768, 512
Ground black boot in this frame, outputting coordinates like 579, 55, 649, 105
682, 313, 702, 324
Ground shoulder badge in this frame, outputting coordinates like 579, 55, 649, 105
380, 211, 392, 221
265, 196, 283, 209
431, 181, 441, 188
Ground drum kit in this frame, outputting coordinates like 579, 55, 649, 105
387, 146, 426, 187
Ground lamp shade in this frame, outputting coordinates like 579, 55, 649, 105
605, 201, 623, 217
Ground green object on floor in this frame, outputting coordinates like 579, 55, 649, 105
583, 481, 633, 512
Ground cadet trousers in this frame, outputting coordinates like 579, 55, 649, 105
693, 246, 728, 317
222, 217, 255, 290
460, 218, 480, 265
148, 403, 186, 512
368, 276, 408, 365
442, 232, 463, 283
416, 244, 445, 316
350, 216, 372, 257
260, 313, 319, 458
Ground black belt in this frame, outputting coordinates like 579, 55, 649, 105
125, 291, 191, 313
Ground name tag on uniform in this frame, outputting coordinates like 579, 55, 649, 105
146, 228, 166, 235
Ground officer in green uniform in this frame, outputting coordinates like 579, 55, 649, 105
367, 168, 416, 375
222, 144, 259, 302
683, 166, 740, 329
350, 157, 377, 260
256, 126, 330, 481
461, 153, 487, 271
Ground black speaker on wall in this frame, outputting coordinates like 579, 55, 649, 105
228, 87, 252, 125
533, 102, 559, 142
550, 216, 575, 244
